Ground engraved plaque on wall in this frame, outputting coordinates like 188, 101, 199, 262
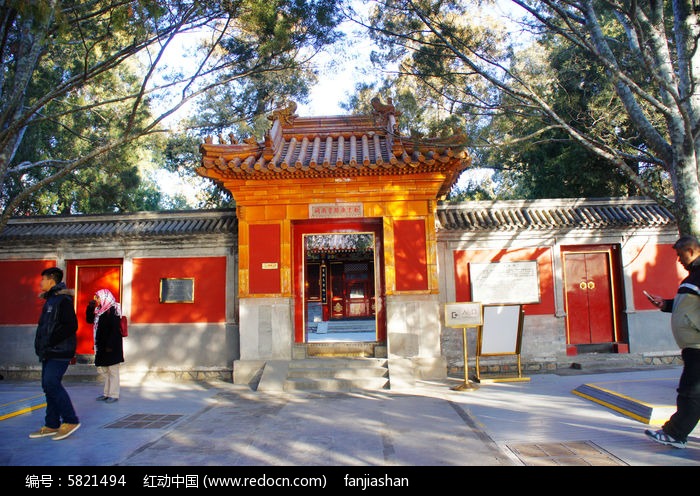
159, 278, 195, 303
309, 203, 363, 218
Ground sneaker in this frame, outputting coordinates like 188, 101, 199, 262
645, 429, 687, 449
29, 426, 59, 439
96, 395, 108, 401
104, 397, 119, 403
52, 423, 81, 441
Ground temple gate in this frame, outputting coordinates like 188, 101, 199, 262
198, 99, 470, 380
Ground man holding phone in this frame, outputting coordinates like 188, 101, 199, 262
644, 235, 700, 448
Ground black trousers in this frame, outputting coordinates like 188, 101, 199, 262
664, 347, 700, 442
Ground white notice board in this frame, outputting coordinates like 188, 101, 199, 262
477, 305, 524, 356
469, 261, 540, 304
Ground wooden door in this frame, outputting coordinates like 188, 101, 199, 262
329, 262, 375, 319
563, 250, 615, 345
330, 262, 345, 319
75, 264, 122, 355
346, 281, 369, 317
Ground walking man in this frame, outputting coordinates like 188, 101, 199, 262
29, 267, 81, 440
644, 235, 700, 448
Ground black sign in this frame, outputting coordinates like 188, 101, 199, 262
160, 278, 195, 303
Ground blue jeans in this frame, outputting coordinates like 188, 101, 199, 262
663, 347, 700, 442
41, 359, 79, 428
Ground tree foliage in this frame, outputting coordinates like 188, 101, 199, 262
0, 0, 344, 229
482, 33, 672, 200
358, 0, 700, 235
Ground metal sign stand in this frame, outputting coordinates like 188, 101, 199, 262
450, 326, 479, 391
445, 302, 483, 392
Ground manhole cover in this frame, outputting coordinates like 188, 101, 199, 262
506, 441, 627, 466
105, 414, 184, 429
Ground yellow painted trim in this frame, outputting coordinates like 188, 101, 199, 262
571, 386, 665, 425
0, 394, 46, 421
572, 389, 653, 424
0, 403, 46, 421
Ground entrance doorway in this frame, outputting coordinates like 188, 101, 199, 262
561, 244, 626, 352
305, 233, 376, 342
293, 219, 385, 344
67, 260, 123, 356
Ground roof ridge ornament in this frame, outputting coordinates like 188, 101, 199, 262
371, 96, 401, 131
268, 100, 298, 126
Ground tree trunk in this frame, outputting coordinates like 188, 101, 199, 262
672, 150, 700, 237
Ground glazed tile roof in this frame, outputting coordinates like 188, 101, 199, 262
436, 197, 675, 231
198, 99, 471, 197
0, 198, 675, 243
0, 209, 237, 242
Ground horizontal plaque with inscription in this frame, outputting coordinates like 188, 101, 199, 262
160, 278, 194, 303
309, 203, 363, 218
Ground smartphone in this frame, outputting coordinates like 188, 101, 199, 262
643, 290, 656, 303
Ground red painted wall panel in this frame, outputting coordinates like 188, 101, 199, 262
249, 224, 281, 294
131, 257, 226, 323
453, 248, 555, 315
630, 243, 685, 309
394, 219, 428, 291
0, 259, 56, 324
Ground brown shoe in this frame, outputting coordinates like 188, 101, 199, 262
29, 426, 59, 438
52, 423, 81, 441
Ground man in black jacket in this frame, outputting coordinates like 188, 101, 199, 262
29, 267, 81, 441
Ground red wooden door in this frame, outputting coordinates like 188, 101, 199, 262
330, 262, 345, 319
327, 262, 375, 319
346, 281, 371, 317
75, 265, 122, 355
563, 251, 615, 345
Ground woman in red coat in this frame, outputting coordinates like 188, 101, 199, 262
86, 289, 124, 403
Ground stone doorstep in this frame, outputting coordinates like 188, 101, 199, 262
283, 376, 390, 392
284, 357, 390, 391
287, 367, 389, 379
253, 357, 392, 392
301, 342, 387, 358
288, 357, 388, 367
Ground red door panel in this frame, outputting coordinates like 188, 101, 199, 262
564, 254, 591, 344
75, 265, 121, 355
564, 251, 615, 345
330, 262, 345, 319
587, 253, 614, 342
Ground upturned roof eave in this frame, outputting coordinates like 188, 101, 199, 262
197, 99, 471, 196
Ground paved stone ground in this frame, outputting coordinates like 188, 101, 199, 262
119, 389, 514, 466
2, 364, 700, 477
